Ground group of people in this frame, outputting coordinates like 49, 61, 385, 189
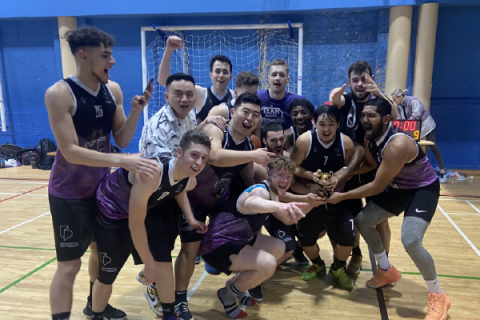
45, 26, 450, 320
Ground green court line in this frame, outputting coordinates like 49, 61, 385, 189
0, 257, 57, 294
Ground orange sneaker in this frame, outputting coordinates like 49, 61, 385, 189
366, 265, 401, 288
424, 292, 451, 320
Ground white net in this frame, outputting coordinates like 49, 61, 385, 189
145, 28, 299, 119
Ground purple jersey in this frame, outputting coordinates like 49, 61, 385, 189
96, 158, 190, 220
199, 181, 275, 256
257, 89, 303, 130
49, 76, 116, 199
368, 123, 438, 189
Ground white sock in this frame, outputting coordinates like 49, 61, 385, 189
374, 251, 391, 271
426, 277, 442, 293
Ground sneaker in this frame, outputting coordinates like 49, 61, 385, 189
424, 291, 451, 320
366, 265, 402, 289
292, 248, 310, 266
205, 262, 221, 275
83, 301, 127, 320
175, 301, 194, 320
136, 269, 148, 285
246, 284, 263, 302
328, 265, 354, 290
439, 173, 447, 184
346, 254, 363, 275
144, 285, 163, 317
301, 261, 326, 281
195, 254, 202, 264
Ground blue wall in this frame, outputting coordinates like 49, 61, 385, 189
1, 5, 480, 168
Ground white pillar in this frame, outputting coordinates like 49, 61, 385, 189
413, 3, 439, 111
58, 17, 77, 78
385, 6, 413, 98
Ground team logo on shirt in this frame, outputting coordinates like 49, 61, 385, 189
157, 192, 170, 200
334, 148, 341, 156
176, 184, 184, 193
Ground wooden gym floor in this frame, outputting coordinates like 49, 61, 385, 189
0, 167, 479, 319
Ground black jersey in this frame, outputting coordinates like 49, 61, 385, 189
301, 129, 345, 174
97, 157, 190, 220
196, 87, 234, 124
188, 124, 253, 208
49, 76, 117, 199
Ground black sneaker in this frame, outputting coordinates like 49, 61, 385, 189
83, 301, 127, 320
247, 284, 263, 302
292, 247, 310, 266
175, 301, 194, 320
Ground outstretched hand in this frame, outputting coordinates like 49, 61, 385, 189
330, 84, 346, 104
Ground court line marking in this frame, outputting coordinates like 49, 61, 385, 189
0, 192, 47, 197
0, 181, 49, 185
0, 185, 48, 203
187, 270, 208, 301
0, 257, 57, 295
437, 204, 480, 257
466, 200, 480, 214
0, 211, 50, 235
445, 212, 480, 216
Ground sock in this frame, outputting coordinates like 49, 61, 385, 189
374, 251, 391, 271
88, 281, 94, 302
426, 277, 442, 293
91, 311, 103, 320
237, 292, 256, 306
175, 290, 187, 303
332, 257, 347, 271
352, 246, 362, 257
52, 312, 70, 320
218, 281, 247, 319
311, 256, 322, 266
161, 302, 175, 319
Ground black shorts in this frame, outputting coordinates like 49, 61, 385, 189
49, 194, 97, 262
265, 215, 297, 252
94, 203, 178, 285
179, 204, 219, 243
369, 179, 440, 223
297, 204, 355, 247
344, 169, 377, 218
201, 236, 257, 276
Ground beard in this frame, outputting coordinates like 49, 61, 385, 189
365, 122, 384, 141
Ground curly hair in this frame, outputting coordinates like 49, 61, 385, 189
267, 155, 296, 175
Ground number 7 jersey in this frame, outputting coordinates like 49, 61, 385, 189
300, 129, 346, 175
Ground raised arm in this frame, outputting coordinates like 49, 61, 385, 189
158, 36, 206, 108
45, 82, 158, 175
364, 74, 398, 120
203, 124, 275, 167
110, 80, 152, 148
128, 162, 162, 283
329, 84, 346, 109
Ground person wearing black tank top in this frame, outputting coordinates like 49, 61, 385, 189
291, 105, 357, 290
158, 36, 234, 124
91, 131, 211, 320
45, 27, 157, 320
284, 98, 315, 154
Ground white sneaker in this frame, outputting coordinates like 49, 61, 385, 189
439, 173, 447, 184
144, 285, 163, 316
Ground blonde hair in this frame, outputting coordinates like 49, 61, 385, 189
267, 155, 296, 175
391, 88, 408, 97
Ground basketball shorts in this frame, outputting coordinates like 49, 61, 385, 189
368, 179, 440, 223
179, 203, 220, 243
49, 194, 97, 262
343, 169, 377, 218
297, 203, 355, 247
201, 235, 257, 276
94, 202, 178, 285
264, 215, 297, 252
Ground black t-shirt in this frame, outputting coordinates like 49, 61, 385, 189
338, 92, 367, 146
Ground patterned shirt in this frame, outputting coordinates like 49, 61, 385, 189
139, 104, 197, 159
